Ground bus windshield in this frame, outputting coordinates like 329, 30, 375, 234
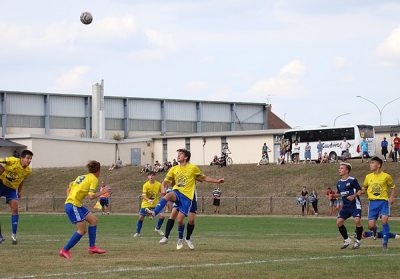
357, 125, 374, 138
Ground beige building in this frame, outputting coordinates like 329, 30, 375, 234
152, 130, 286, 166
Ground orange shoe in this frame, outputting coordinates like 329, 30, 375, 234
59, 248, 72, 259
88, 246, 106, 255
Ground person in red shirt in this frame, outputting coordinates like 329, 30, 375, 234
393, 133, 400, 162
326, 187, 337, 216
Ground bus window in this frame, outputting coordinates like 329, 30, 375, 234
358, 125, 374, 138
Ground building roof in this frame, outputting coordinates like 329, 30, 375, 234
267, 106, 291, 129
374, 125, 400, 133
0, 138, 26, 148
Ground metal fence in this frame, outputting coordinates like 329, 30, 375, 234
1, 196, 400, 217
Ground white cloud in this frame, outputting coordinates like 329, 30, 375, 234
250, 60, 307, 97
0, 16, 137, 51
334, 56, 348, 69
51, 66, 90, 93
130, 29, 177, 61
377, 25, 400, 65
184, 80, 207, 92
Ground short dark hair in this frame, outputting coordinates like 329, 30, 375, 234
87, 160, 101, 173
371, 156, 383, 167
340, 162, 352, 172
148, 171, 156, 176
177, 149, 191, 162
20, 150, 33, 158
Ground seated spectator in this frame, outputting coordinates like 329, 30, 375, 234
210, 155, 219, 166
320, 152, 329, 164
153, 160, 163, 172
140, 163, 152, 174
258, 154, 269, 166
109, 157, 123, 171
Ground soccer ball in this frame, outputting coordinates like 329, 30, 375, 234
80, 12, 93, 25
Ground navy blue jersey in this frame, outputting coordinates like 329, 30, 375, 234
336, 177, 361, 209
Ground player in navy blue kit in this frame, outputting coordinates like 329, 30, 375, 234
332, 163, 363, 249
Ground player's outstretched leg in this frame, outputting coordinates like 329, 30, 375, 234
0, 224, 5, 244
352, 225, 363, 249
134, 212, 145, 237
86, 214, 106, 255
155, 216, 165, 236
160, 218, 175, 244
9, 200, 19, 245
337, 217, 351, 249
382, 222, 390, 250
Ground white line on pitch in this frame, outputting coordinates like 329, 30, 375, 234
3, 253, 400, 279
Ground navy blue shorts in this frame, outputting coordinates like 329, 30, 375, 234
99, 197, 109, 207
0, 182, 18, 203
338, 207, 361, 220
65, 203, 90, 224
368, 200, 390, 220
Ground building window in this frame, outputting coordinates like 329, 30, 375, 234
185, 137, 190, 150
162, 139, 167, 162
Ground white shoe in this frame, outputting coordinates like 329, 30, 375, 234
185, 239, 195, 250
159, 237, 169, 245
133, 233, 140, 237
176, 239, 184, 250
11, 234, 17, 245
340, 238, 351, 249
352, 240, 361, 249
155, 228, 165, 236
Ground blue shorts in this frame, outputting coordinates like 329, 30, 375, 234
338, 207, 361, 220
65, 203, 90, 224
0, 182, 18, 203
304, 151, 311, 159
362, 151, 369, 157
174, 193, 197, 214
99, 197, 109, 207
368, 200, 390, 220
172, 190, 192, 217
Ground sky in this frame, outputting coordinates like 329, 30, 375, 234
1, 0, 400, 127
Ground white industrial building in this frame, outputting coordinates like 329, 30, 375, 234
1, 82, 290, 168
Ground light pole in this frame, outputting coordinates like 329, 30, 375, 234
333, 113, 351, 126
356, 96, 400, 126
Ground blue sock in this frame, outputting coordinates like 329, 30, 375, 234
136, 220, 143, 233
382, 223, 390, 245
178, 224, 185, 240
64, 232, 83, 251
11, 215, 19, 235
88, 226, 97, 247
154, 199, 167, 216
156, 218, 164, 230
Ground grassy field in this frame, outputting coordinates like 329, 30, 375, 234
0, 214, 400, 278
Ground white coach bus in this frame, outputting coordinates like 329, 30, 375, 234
283, 125, 376, 161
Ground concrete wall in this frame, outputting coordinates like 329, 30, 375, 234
9, 138, 151, 168
49, 129, 87, 138
227, 135, 275, 164
152, 134, 275, 166
152, 139, 163, 165
166, 138, 185, 162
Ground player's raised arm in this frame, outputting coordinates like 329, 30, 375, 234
196, 175, 224, 184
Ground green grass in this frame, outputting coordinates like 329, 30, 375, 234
0, 214, 400, 278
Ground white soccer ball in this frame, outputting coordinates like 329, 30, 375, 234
80, 12, 93, 25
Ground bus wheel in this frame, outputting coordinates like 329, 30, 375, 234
329, 152, 337, 161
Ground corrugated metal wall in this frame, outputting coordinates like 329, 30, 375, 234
129, 100, 161, 120
7, 94, 44, 116
235, 104, 264, 123
202, 122, 231, 132
165, 101, 197, 121
202, 103, 231, 122
104, 98, 124, 118
50, 96, 86, 117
